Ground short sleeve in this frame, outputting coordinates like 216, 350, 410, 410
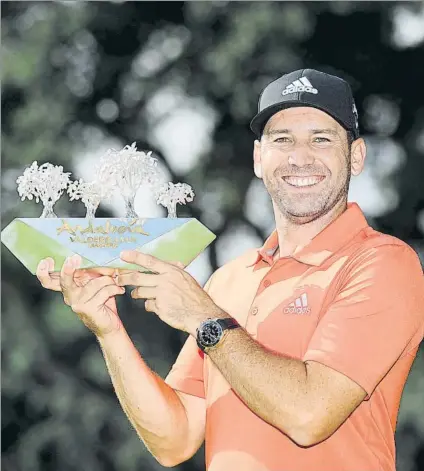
303, 244, 424, 398
165, 275, 214, 398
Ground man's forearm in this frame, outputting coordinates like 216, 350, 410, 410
204, 324, 310, 442
97, 326, 190, 465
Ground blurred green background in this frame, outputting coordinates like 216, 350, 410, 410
2, 1, 424, 470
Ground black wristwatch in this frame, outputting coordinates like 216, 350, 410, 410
196, 318, 240, 353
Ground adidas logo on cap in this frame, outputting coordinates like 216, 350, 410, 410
282, 77, 318, 96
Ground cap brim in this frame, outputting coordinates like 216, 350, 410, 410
250, 101, 355, 138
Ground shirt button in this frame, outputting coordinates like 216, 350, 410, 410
251, 306, 258, 316
263, 279, 271, 288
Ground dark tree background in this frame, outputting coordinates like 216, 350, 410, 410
2, 2, 424, 471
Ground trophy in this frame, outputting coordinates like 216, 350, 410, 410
1, 143, 216, 274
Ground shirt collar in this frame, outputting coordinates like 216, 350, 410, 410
248, 203, 369, 268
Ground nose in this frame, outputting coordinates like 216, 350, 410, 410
287, 144, 315, 167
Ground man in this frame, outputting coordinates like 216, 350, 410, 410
37, 69, 424, 471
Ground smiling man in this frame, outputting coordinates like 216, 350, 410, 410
37, 69, 424, 471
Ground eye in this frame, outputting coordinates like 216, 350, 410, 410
313, 137, 331, 143
274, 137, 291, 143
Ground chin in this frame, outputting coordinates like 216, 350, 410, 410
278, 202, 328, 222
285, 210, 323, 224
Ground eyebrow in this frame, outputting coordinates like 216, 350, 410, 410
310, 128, 339, 136
265, 128, 339, 137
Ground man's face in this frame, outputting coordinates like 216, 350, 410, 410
254, 107, 364, 223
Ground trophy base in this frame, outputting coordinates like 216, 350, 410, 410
1, 218, 216, 274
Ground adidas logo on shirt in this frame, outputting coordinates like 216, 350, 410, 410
284, 293, 311, 315
282, 77, 318, 96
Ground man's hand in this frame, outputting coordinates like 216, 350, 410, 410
54, 254, 125, 338
117, 251, 225, 336
37, 257, 117, 292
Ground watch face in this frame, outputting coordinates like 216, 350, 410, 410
199, 321, 223, 347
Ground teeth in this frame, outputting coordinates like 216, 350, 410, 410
283, 176, 322, 187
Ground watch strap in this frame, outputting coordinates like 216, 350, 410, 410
216, 318, 240, 330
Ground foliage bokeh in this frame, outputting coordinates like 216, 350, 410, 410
2, 2, 424, 471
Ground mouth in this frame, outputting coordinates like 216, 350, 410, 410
281, 175, 325, 188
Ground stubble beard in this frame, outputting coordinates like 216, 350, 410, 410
264, 159, 352, 224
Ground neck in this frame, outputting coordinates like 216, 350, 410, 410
273, 198, 347, 259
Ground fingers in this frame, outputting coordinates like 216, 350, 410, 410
60, 255, 81, 291
130, 287, 156, 299
83, 266, 117, 277
85, 275, 120, 291
93, 284, 125, 306
168, 260, 186, 269
120, 251, 169, 274
116, 271, 159, 287
144, 299, 157, 312
46, 257, 55, 272
83, 276, 122, 302
70, 283, 125, 318
36, 258, 117, 292
69, 278, 124, 309
37, 257, 61, 291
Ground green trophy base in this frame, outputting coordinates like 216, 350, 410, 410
1, 218, 216, 274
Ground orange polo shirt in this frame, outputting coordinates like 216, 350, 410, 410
166, 203, 424, 471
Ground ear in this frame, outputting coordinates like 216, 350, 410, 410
253, 140, 262, 179
350, 138, 366, 176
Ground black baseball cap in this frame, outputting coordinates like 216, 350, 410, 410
250, 69, 359, 139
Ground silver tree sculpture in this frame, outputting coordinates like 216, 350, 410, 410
156, 182, 195, 218
16, 162, 71, 218
97, 142, 163, 218
67, 178, 114, 218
